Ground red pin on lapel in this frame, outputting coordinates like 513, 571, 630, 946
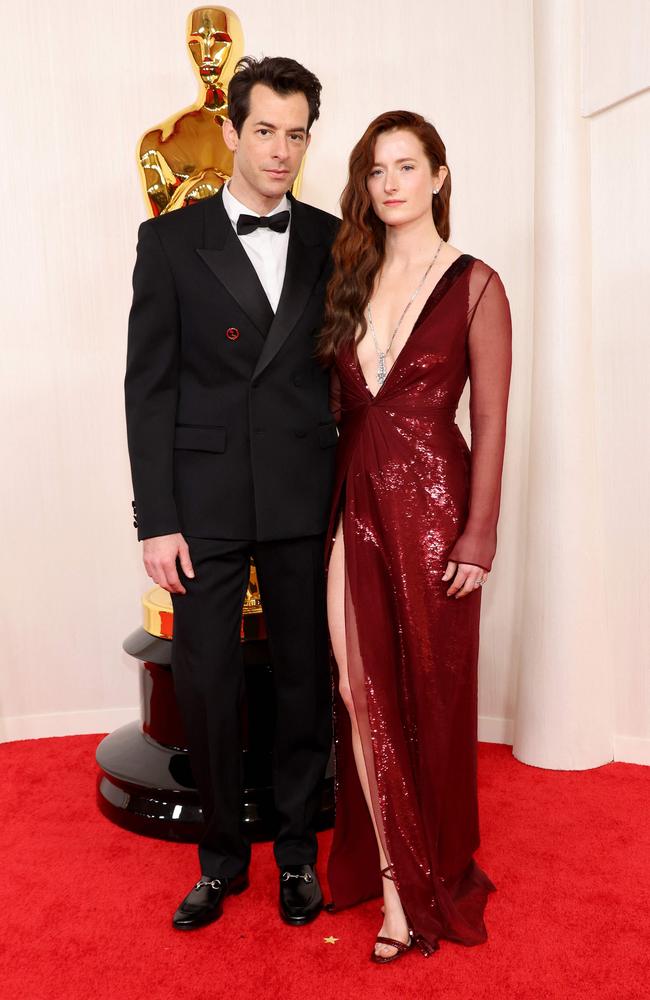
226, 327, 240, 341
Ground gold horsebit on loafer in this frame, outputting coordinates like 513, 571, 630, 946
281, 871, 313, 882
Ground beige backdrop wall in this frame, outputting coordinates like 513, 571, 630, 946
586, 0, 650, 764
0, 1, 646, 766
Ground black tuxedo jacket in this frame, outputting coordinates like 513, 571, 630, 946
125, 188, 340, 541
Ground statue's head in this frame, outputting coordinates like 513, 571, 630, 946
187, 7, 243, 87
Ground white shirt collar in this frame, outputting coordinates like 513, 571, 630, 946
222, 181, 290, 229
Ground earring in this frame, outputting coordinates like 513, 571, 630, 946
433, 188, 439, 195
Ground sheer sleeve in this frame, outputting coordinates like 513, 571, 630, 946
448, 268, 512, 572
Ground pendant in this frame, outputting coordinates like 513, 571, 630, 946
377, 352, 386, 386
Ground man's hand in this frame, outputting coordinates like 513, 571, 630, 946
442, 560, 488, 599
143, 533, 195, 594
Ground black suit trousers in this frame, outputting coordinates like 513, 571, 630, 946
170, 533, 332, 877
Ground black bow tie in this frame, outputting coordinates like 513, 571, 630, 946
236, 210, 290, 236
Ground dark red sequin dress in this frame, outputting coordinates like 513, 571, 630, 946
326, 254, 512, 954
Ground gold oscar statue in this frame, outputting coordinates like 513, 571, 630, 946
138, 7, 244, 216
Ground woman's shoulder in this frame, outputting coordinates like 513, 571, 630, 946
463, 253, 499, 280
454, 252, 496, 276
458, 254, 507, 298
443, 247, 496, 279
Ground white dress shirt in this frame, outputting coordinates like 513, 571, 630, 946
222, 181, 291, 313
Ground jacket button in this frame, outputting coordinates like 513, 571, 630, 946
226, 327, 240, 341
293, 373, 303, 386
295, 429, 307, 438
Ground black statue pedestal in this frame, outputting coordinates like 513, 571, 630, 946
96, 584, 334, 842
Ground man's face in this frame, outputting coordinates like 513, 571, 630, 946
224, 84, 311, 205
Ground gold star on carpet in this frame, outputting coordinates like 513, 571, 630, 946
323, 935, 339, 944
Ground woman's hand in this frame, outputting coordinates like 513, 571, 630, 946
442, 560, 488, 598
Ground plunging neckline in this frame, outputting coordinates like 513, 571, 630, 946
355, 253, 473, 400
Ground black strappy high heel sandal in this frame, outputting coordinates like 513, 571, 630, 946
370, 865, 414, 965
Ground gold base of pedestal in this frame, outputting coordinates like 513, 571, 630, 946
142, 562, 265, 641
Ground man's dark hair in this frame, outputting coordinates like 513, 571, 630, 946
227, 56, 322, 134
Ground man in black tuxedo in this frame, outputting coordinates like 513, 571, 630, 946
125, 56, 339, 930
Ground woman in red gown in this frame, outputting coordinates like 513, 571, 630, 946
319, 111, 512, 962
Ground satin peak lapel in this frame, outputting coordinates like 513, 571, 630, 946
252, 211, 328, 381
196, 190, 274, 338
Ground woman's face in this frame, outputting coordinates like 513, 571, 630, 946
366, 128, 445, 228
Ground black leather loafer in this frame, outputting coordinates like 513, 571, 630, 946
279, 864, 323, 925
172, 871, 249, 930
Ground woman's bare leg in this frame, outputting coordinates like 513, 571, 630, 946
327, 520, 410, 958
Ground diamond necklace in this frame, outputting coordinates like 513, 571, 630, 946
367, 238, 444, 388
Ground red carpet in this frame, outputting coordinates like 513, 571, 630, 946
1, 736, 648, 1000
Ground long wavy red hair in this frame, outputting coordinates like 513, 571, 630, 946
318, 111, 451, 363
